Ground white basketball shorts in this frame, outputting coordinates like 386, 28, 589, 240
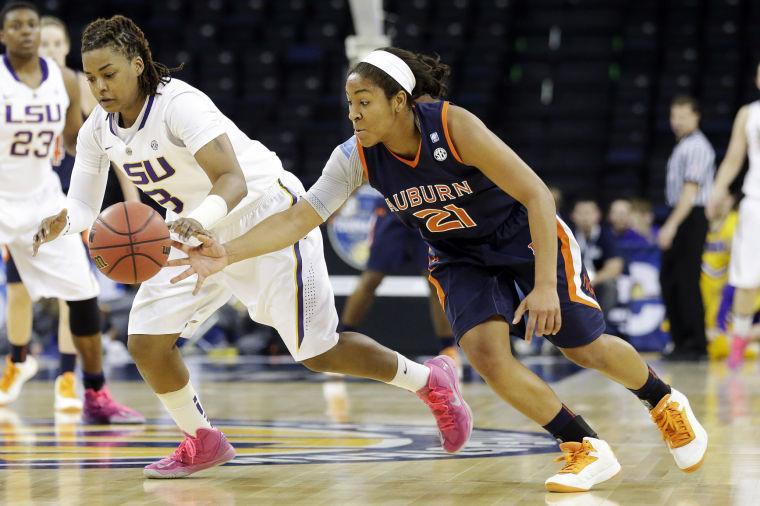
128, 172, 340, 362
0, 176, 99, 302
729, 196, 760, 288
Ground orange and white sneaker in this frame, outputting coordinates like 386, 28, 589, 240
545, 437, 621, 492
55, 372, 83, 412
650, 388, 707, 472
0, 356, 38, 406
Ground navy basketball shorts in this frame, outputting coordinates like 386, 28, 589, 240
428, 227, 606, 349
366, 208, 429, 274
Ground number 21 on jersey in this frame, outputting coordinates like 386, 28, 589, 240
413, 204, 477, 232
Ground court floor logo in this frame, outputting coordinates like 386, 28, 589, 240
0, 418, 558, 469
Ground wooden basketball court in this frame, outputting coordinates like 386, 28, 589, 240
0, 358, 754, 505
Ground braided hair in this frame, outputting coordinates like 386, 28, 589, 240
81, 15, 179, 96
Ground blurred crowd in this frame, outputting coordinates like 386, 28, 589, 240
535, 187, 760, 361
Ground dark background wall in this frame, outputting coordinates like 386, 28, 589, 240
29, 0, 757, 354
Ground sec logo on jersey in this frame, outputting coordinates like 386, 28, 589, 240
433, 147, 448, 161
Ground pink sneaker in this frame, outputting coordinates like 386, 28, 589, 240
144, 428, 236, 479
416, 355, 473, 453
82, 387, 145, 424
728, 337, 749, 370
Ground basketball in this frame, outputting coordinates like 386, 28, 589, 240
88, 201, 171, 284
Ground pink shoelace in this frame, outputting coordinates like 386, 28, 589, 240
170, 436, 198, 464
89, 389, 128, 416
426, 388, 455, 431
90, 390, 115, 409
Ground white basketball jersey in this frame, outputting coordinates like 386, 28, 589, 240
88, 79, 284, 222
0, 55, 69, 197
744, 101, 760, 198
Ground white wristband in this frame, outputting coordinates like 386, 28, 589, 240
187, 194, 228, 230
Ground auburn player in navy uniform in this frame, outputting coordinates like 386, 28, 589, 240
168, 48, 707, 492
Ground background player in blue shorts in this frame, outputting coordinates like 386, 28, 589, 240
340, 195, 460, 368
168, 47, 708, 493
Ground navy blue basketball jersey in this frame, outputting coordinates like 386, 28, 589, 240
357, 101, 529, 263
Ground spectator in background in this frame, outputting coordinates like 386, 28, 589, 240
615, 199, 669, 351
659, 95, 715, 361
629, 199, 658, 243
608, 198, 633, 238
548, 185, 564, 217
571, 199, 624, 314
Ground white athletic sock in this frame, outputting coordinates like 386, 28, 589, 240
386, 352, 430, 392
733, 314, 753, 340
156, 382, 213, 437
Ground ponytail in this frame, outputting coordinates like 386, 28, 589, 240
349, 47, 451, 105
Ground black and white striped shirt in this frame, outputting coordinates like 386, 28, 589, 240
666, 129, 715, 207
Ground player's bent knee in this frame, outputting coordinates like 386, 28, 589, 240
461, 338, 515, 379
560, 343, 607, 370
358, 271, 384, 292
128, 333, 180, 363
301, 353, 333, 373
7, 282, 31, 304
300, 342, 343, 373
66, 297, 101, 336
127, 335, 143, 358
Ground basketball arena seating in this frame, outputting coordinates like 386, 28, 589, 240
48, 0, 758, 204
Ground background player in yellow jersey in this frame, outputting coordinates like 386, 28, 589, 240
702, 193, 738, 358
702, 192, 760, 359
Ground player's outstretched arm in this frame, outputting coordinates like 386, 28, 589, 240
708, 105, 748, 219
226, 199, 323, 262
167, 199, 323, 293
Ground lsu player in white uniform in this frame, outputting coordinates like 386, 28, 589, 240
34, 15, 471, 479
0, 1, 143, 423
708, 61, 760, 368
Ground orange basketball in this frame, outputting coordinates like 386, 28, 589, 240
88, 202, 171, 284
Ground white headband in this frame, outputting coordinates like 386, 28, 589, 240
360, 50, 416, 95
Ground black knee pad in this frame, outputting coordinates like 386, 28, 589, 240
66, 297, 101, 336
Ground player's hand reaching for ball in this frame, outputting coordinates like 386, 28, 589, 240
168, 217, 207, 241
32, 208, 68, 256
167, 234, 229, 295
512, 285, 562, 342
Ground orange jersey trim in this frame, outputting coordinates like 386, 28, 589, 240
428, 273, 447, 309
555, 221, 601, 310
441, 101, 464, 164
384, 140, 421, 168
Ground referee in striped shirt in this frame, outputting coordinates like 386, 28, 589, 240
659, 95, 715, 361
